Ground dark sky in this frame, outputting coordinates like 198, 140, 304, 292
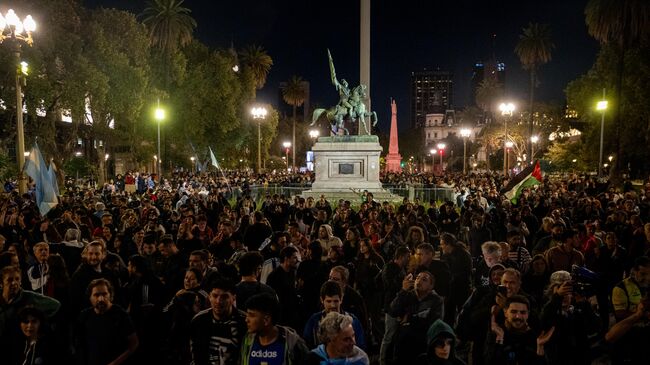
85, 0, 599, 131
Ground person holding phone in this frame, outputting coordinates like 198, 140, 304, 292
388, 271, 444, 363
539, 271, 600, 365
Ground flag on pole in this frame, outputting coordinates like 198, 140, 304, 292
24, 143, 58, 216
48, 160, 60, 197
209, 147, 220, 169
500, 160, 543, 204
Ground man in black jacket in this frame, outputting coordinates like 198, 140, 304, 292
390, 270, 444, 363
190, 278, 246, 365
379, 245, 410, 365
69, 241, 120, 316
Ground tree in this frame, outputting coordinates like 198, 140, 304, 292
81, 8, 151, 184
141, 0, 196, 55
282, 75, 306, 171
141, 0, 195, 95
565, 44, 650, 177
515, 22, 555, 163
0, 0, 88, 185
475, 78, 503, 114
239, 45, 273, 90
585, 0, 650, 178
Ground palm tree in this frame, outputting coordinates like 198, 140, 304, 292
475, 78, 503, 116
585, 0, 650, 176
515, 22, 554, 163
239, 45, 273, 89
141, 0, 197, 55
282, 75, 306, 172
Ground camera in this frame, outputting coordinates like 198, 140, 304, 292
571, 265, 599, 296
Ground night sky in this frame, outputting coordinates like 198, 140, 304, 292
84, 0, 599, 131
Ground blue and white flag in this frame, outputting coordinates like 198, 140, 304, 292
48, 160, 60, 197
24, 143, 58, 216
209, 147, 220, 169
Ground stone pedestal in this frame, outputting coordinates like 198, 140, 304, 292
302, 135, 399, 202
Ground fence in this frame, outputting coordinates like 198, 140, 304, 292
244, 184, 455, 204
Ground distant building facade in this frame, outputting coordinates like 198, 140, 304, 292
410, 69, 453, 128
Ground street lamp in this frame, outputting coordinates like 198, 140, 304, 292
190, 156, 196, 173
283, 141, 291, 172
596, 90, 608, 178
1, 9, 36, 194
460, 128, 471, 174
530, 135, 539, 162
499, 102, 515, 175
437, 143, 446, 171
429, 148, 437, 174
154, 101, 165, 184
309, 129, 320, 140
505, 141, 514, 173
251, 106, 268, 173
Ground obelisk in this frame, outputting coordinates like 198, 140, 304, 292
385, 99, 402, 172
359, 0, 370, 135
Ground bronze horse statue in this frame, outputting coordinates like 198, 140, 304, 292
310, 84, 377, 135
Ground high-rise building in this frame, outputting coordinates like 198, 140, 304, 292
410, 69, 453, 128
278, 80, 311, 122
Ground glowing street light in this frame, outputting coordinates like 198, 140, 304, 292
1, 9, 37, 194
437, 143, 446, 170
251, 106, 268, 173
596, 90, 608, 178
505, 141, 514, 172
530, 135, 539, 163
429, 148, 437, 173
154, 101, 165, 182
283, 142, 291, 171
309, 129, 320, 139
460, 128, 471, 174
499, 102, 515, 175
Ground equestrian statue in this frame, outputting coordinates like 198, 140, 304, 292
310, 49, 377, 135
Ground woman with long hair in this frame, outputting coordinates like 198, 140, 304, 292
343, 227, 361, 263
162, 268, 207, 365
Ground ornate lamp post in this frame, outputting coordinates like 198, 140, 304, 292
282, 142, 291, 172
1, 9, 36, 194
505, 141, 514, 173
309, 129, 320, 140
596, 91, 608, 178
154, 102, 165, 184
499, 102, 515, 176
436, 143, 446, 172
530, 135, 539, 162
460, 128, 471, 174
251, 106, 267, 173
429, 148, 437, 174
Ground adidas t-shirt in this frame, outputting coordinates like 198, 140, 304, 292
248, 336, 286, 365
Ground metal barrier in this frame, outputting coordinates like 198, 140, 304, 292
382, 185, 455, 203
244, 184, 455, 204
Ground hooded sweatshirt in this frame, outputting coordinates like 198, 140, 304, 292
416, 319, 466, 365
318, 225, 343, 255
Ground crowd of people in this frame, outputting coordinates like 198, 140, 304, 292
0, 169, 649, 365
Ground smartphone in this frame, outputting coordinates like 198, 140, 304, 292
497, 285, 508, 296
